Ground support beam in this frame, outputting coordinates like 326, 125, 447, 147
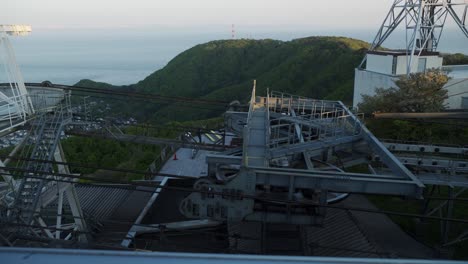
269, 135, 362, 159
65, 187, 88, 243
0, 135, 28, 192
339, 102, 424, 188
35, 217, 54, 239
55, 192, 63, 239
69, 130, 229, 152
396, 156, 468, 173
245, 212, 323, 225
252, 167, 422, 197
383, 141, 468, 155
53, 142, 88, 243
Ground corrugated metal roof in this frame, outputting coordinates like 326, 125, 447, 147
77, 185, 132, 221
42, 184, 152, 246
228, 201, 384, 257
304, 208, 382, 258
46, 184, 151, 223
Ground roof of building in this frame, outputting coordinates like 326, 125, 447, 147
57, 184, 150, 222
443, 65, 468, 79
367, 50, 441, 56
45, 184, 153, 247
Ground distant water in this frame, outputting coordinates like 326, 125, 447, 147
2, 27, 467, 86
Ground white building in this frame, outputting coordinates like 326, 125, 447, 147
353, 51, 468, 110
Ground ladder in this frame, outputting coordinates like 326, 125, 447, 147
12, 105, 70, 224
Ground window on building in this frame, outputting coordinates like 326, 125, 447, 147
462, 97, 468, 109
392, 56, 397, 75
417, 58, 427, 73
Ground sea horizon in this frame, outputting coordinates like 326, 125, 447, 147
4, 26, 468, 86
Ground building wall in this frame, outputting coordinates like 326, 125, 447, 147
354, 53, 464, 110
445, 79, 468, 109
444, 65, 468, 109
366, 54, 394, 75
353, 66, 468, 110
395, 56, 410, 75
352, 69, 397, 107
394, 55, 443, 75
424, 55, 443, 70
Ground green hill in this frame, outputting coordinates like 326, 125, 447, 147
76, 36, 371, 122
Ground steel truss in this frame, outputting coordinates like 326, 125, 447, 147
380, 140, 468, 247
419, 186, 468, 247
360, 0, 468, 74
0, 92, 88, 246
0, 25, 35, 132
179, 83, 435, 225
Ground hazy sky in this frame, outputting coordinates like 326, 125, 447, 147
4, 0, 396, 30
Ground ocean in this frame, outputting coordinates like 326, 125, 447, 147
3, 27, 468, 86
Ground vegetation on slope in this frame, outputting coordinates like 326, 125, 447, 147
358, 69, 450, 114
135, 37, 369, 101
69, 36, 468, 258
61, 117, 224, 181
443, 53, 468, 65
62, 137, 160, 181
75, 36, 370, 122
75, 37, 468, 124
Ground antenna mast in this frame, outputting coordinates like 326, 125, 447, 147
232, 24, 236, 39
360, 0, 468, 75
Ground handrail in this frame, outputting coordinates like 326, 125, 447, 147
246, 80, 256, 123
381, 138, 468, 149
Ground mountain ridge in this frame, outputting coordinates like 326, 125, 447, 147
75, 36, 465, 122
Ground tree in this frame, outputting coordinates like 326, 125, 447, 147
443, 53, 468, 66
358, 69, 450, 113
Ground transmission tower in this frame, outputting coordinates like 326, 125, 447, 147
360, 0, 468, 75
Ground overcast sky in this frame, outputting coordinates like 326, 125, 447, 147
5, 0, 396, 30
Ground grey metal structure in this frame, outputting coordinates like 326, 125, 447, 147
0, 91, 88, 246
359, 0, 468, 74
0, 84, 66, 135
0, 25, 35, 131
175, 84, 468, 249
69, 128, 229, 152
178, 84, 431, 225
376, 140, 468, 246
0, 81, 463, 250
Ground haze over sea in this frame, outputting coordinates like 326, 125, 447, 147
5, 26, 468, 86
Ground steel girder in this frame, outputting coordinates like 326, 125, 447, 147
251, 166, 422, 197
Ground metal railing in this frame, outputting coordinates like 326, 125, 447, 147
9, 93, 72, 223
246, 80, 257, 123
265, 91, 363, 149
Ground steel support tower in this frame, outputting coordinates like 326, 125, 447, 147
0, 29, 88, 246
0, 25, 35, 129
0, 93, 88, 246
360, 0, 468, 75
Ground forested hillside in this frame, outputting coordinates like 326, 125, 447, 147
76, 36, 370, 122
75, 36, 467, 123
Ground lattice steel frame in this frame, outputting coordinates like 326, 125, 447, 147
0, 25, 35, 130
360, 0, 468, 75
0, 93, 88, 246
